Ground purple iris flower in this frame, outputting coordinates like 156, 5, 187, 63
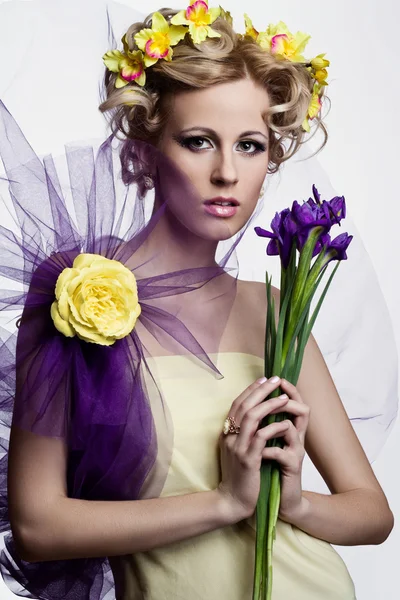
308, 184, 346, 226
255, 185, 349, 266
291, 198, 332, 253
255, 208, 297, 268
324, 232, 353, 263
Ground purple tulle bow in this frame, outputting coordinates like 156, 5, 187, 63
0, 99, 241, 599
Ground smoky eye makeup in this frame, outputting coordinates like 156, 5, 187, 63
172, 134, 267, 156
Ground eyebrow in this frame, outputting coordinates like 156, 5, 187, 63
179, 126, 268, 141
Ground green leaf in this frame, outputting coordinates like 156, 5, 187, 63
292, 261, 340, 382
265, 273, 274, 376
272, 273, 296, 377
290, 227, 322, 316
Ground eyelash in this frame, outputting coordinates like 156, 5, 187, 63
175, 136, 267, 157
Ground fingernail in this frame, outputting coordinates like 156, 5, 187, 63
278, 394, 288, 400
269, 375, 280, 383
257, 376, 267, 384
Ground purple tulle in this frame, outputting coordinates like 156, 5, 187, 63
0, 99, 245, 598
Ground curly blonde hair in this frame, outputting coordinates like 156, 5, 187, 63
98, 9, 328, 176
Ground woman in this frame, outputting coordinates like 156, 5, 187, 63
0, 5, 394, 600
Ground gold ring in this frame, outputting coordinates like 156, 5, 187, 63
223, 416, 240, 435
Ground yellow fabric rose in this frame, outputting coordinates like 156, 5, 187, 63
51, 254, 141, 346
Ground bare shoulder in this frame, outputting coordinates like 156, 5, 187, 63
237, 279, 280, 321
222, 280, 280, 357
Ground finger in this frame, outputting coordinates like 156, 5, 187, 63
228, 376, 272, 420
232, 376, 282, 423
280, 379, 305, 403
280, 418, 303, 451
262, 438, 305, 472
271, 399, 311, 446
234, 396, 290, 453
249, 419, 304, 463
247, 420, 290, 461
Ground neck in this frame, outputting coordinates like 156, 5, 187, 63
135, 200, 220, 277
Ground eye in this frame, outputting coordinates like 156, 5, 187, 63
237, 140, 267, 156
176, 136, 213, 152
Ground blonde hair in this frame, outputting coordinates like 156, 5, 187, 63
99, 9, 328, 176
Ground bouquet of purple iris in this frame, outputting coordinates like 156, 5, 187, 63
252, 185, 353, 600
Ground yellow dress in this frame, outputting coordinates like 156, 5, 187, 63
110, 353, 356, 600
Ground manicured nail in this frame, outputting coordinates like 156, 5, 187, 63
257, 376, 267, 384
269, 375, 280, 383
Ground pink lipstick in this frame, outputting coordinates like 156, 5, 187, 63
203, 197, 239, 218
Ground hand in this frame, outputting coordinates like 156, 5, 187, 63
263, 379, 311, 523
216, 375, 292, 523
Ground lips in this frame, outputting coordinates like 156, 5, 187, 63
204, 197, 239, 207
203, 197, 239, 218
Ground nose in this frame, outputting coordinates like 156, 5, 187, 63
210, 148, 239, 188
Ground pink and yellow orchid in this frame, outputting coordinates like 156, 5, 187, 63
244, 14, 259, 41
102, 43, 146, 88
257, 21, 311, 63
171, 0, 221, 45
134, 12, 187, 68
302, 83, 323, 132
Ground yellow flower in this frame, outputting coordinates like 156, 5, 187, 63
244, 14, 259, 40
171, 1, 221, 45
302, 83, 322, 132
103, 35, 147, 88
314, 68, 328, 85
310, 53, 330, 70
51, 254, 141, 346
134, 11, 187, 67
257, 21, 311, 63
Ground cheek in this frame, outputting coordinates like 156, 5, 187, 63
174, 154, 206, 190
162, 146, 205, 194
242, 161, 268, 196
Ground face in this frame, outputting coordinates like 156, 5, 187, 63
157, 78, 270, 241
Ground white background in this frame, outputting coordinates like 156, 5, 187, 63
0, 0, 399, 598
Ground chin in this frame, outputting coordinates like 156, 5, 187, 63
189, 216, 250, 242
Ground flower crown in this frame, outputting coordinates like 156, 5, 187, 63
102, 1, 329, 132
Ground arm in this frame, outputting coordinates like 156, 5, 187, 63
8, 377, 289, 563
279, 332, 394, 546
8, 425, 231, 563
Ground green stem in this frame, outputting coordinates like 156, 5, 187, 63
253, 461, 272, 600
266, 466, 281, 600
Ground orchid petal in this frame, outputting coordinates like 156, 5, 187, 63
152, 12, 169, 34
145, 36, 169, 59
102, 50, 124, 73
270, 34, 289, 55
136, 71, 146, 87
143, 54, 159, 68
187, 1, 209, 22
134, 28, 153, 52
206, 26, 221, 38
208, 6, 222, 22
115, 74, 130, 88
189, 23, 207, 43
170, 10, 190, 26
294, 31, 311, 55
169, 25, 189, 46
